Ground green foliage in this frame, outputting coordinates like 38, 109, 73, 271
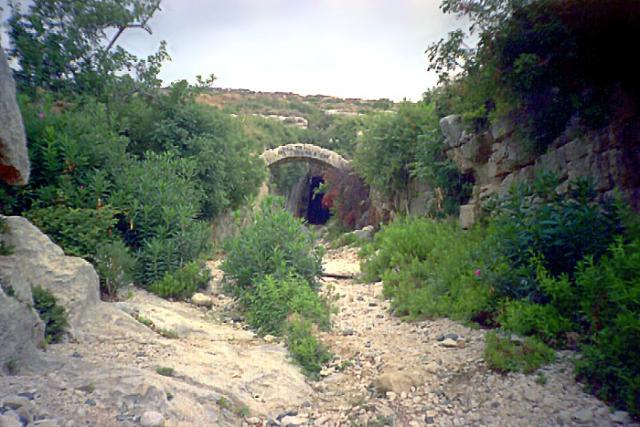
25, 206, 119, 260
149, 260, 211, 300
498, 300, 573, 346
94, 240, 135, 298
110, 152, 212, 284
32, 285, 68, 344
483, 177, 620, 300
286, 315, 332, 379
361, 217, 491, 321
573, 238, 640, 417
8, 0, 166, 96
0, 217, 13, 255
155, 366, 174, 377
353, 101, 470, 215
222, 197, 323, 295
484, 332, 555, 374
243, 273, 331, 336
353, 104, 427, 198
429, 0, 639, 148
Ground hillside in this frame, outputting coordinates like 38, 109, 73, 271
197, 88, 395, 129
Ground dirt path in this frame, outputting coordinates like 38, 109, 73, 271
288, 245, 629, 427
1, 245, 635, 427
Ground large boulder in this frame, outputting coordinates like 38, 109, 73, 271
0, 48, 29, 185
0, 216, 100, 337
0, 287, 45, 374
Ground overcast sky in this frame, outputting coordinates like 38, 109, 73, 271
1, 0, 461, 101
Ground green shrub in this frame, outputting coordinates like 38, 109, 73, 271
155, 366, 174, 377
484, 332, 555, 374
0, 217, 13, 255
221, 197, 323, 295
498, 300, 574, 346
32, 285, 68, 344
286, 315, 332, 379
149, 260, 211, 300
361, 217, 491, 320
244, 273, 331, 336
573, 238, 640, 417
94, 240, 135, 298
25, 206, 119, 260
483, 177, 621, 300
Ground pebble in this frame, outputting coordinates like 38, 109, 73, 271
139, 411, 165, 427
0, 413, 22, 427
572, 409, 593, 424
440, 338, 458, 348
610, 410, 631, 424
280, 415, 307, 426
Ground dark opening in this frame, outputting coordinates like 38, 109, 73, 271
306, 176, 331, 225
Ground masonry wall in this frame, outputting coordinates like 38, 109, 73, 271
440, 115, 640, 227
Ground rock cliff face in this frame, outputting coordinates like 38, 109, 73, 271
441, 115, 640, 227
0, 48, 30, 185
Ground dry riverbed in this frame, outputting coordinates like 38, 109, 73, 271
1, 245, 636, 427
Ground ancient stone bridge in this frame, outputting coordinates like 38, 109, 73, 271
260, 144, 351, 170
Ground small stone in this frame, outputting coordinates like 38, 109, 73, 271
386, 392, 397, 401
281, 415, 307, 426
0, 413, 22, 427
1, 395, 31, 410
16, 392, 35, 400
444, 333, 459, 341
425, 362, 438, 374
71, 351, 83, 358
610, 411, 631, 424
572, 409, 593, 424
341, 328, 355, 336
191, 293, 213, 307
84, 399, 96, 406
34, 420, 62, 427
263, 335, 276, 343
523, 388, 542, 403
246, 417, 261, 424
425, 415, 435, 424
139, 411, 164, 427
440, 338, 458, 348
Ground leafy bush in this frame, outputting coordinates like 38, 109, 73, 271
484, 332, 555, 374
25, 206, 119, 260
32, 285, 68, 344
222, 197, 323, 295
361, 217, 491, 320
573, 238, 640, 417
286, 315, 332, 379
483, 177, 621, 300
111, 153, 212, 285
149, 260, 211, 300
353, 102, 469, 215
243, 273, 331, 336
0, 217, 13, 255
497, 300, 574, 346
94, 240, 136, 298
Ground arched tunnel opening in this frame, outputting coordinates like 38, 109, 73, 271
306, 176, 331, 225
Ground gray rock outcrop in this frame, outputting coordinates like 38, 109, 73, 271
440, 114, 640, 227
0, 48, 29, 185
0, 216, 100, 338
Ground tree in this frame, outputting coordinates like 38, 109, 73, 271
7, 0, 166, 95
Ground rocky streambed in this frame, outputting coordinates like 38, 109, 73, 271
1, 227, 637, 427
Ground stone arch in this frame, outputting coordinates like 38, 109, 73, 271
260, 144, 351, 171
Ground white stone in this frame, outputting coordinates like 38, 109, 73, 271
140, 411, 165, 427
191, 293, 213, 307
